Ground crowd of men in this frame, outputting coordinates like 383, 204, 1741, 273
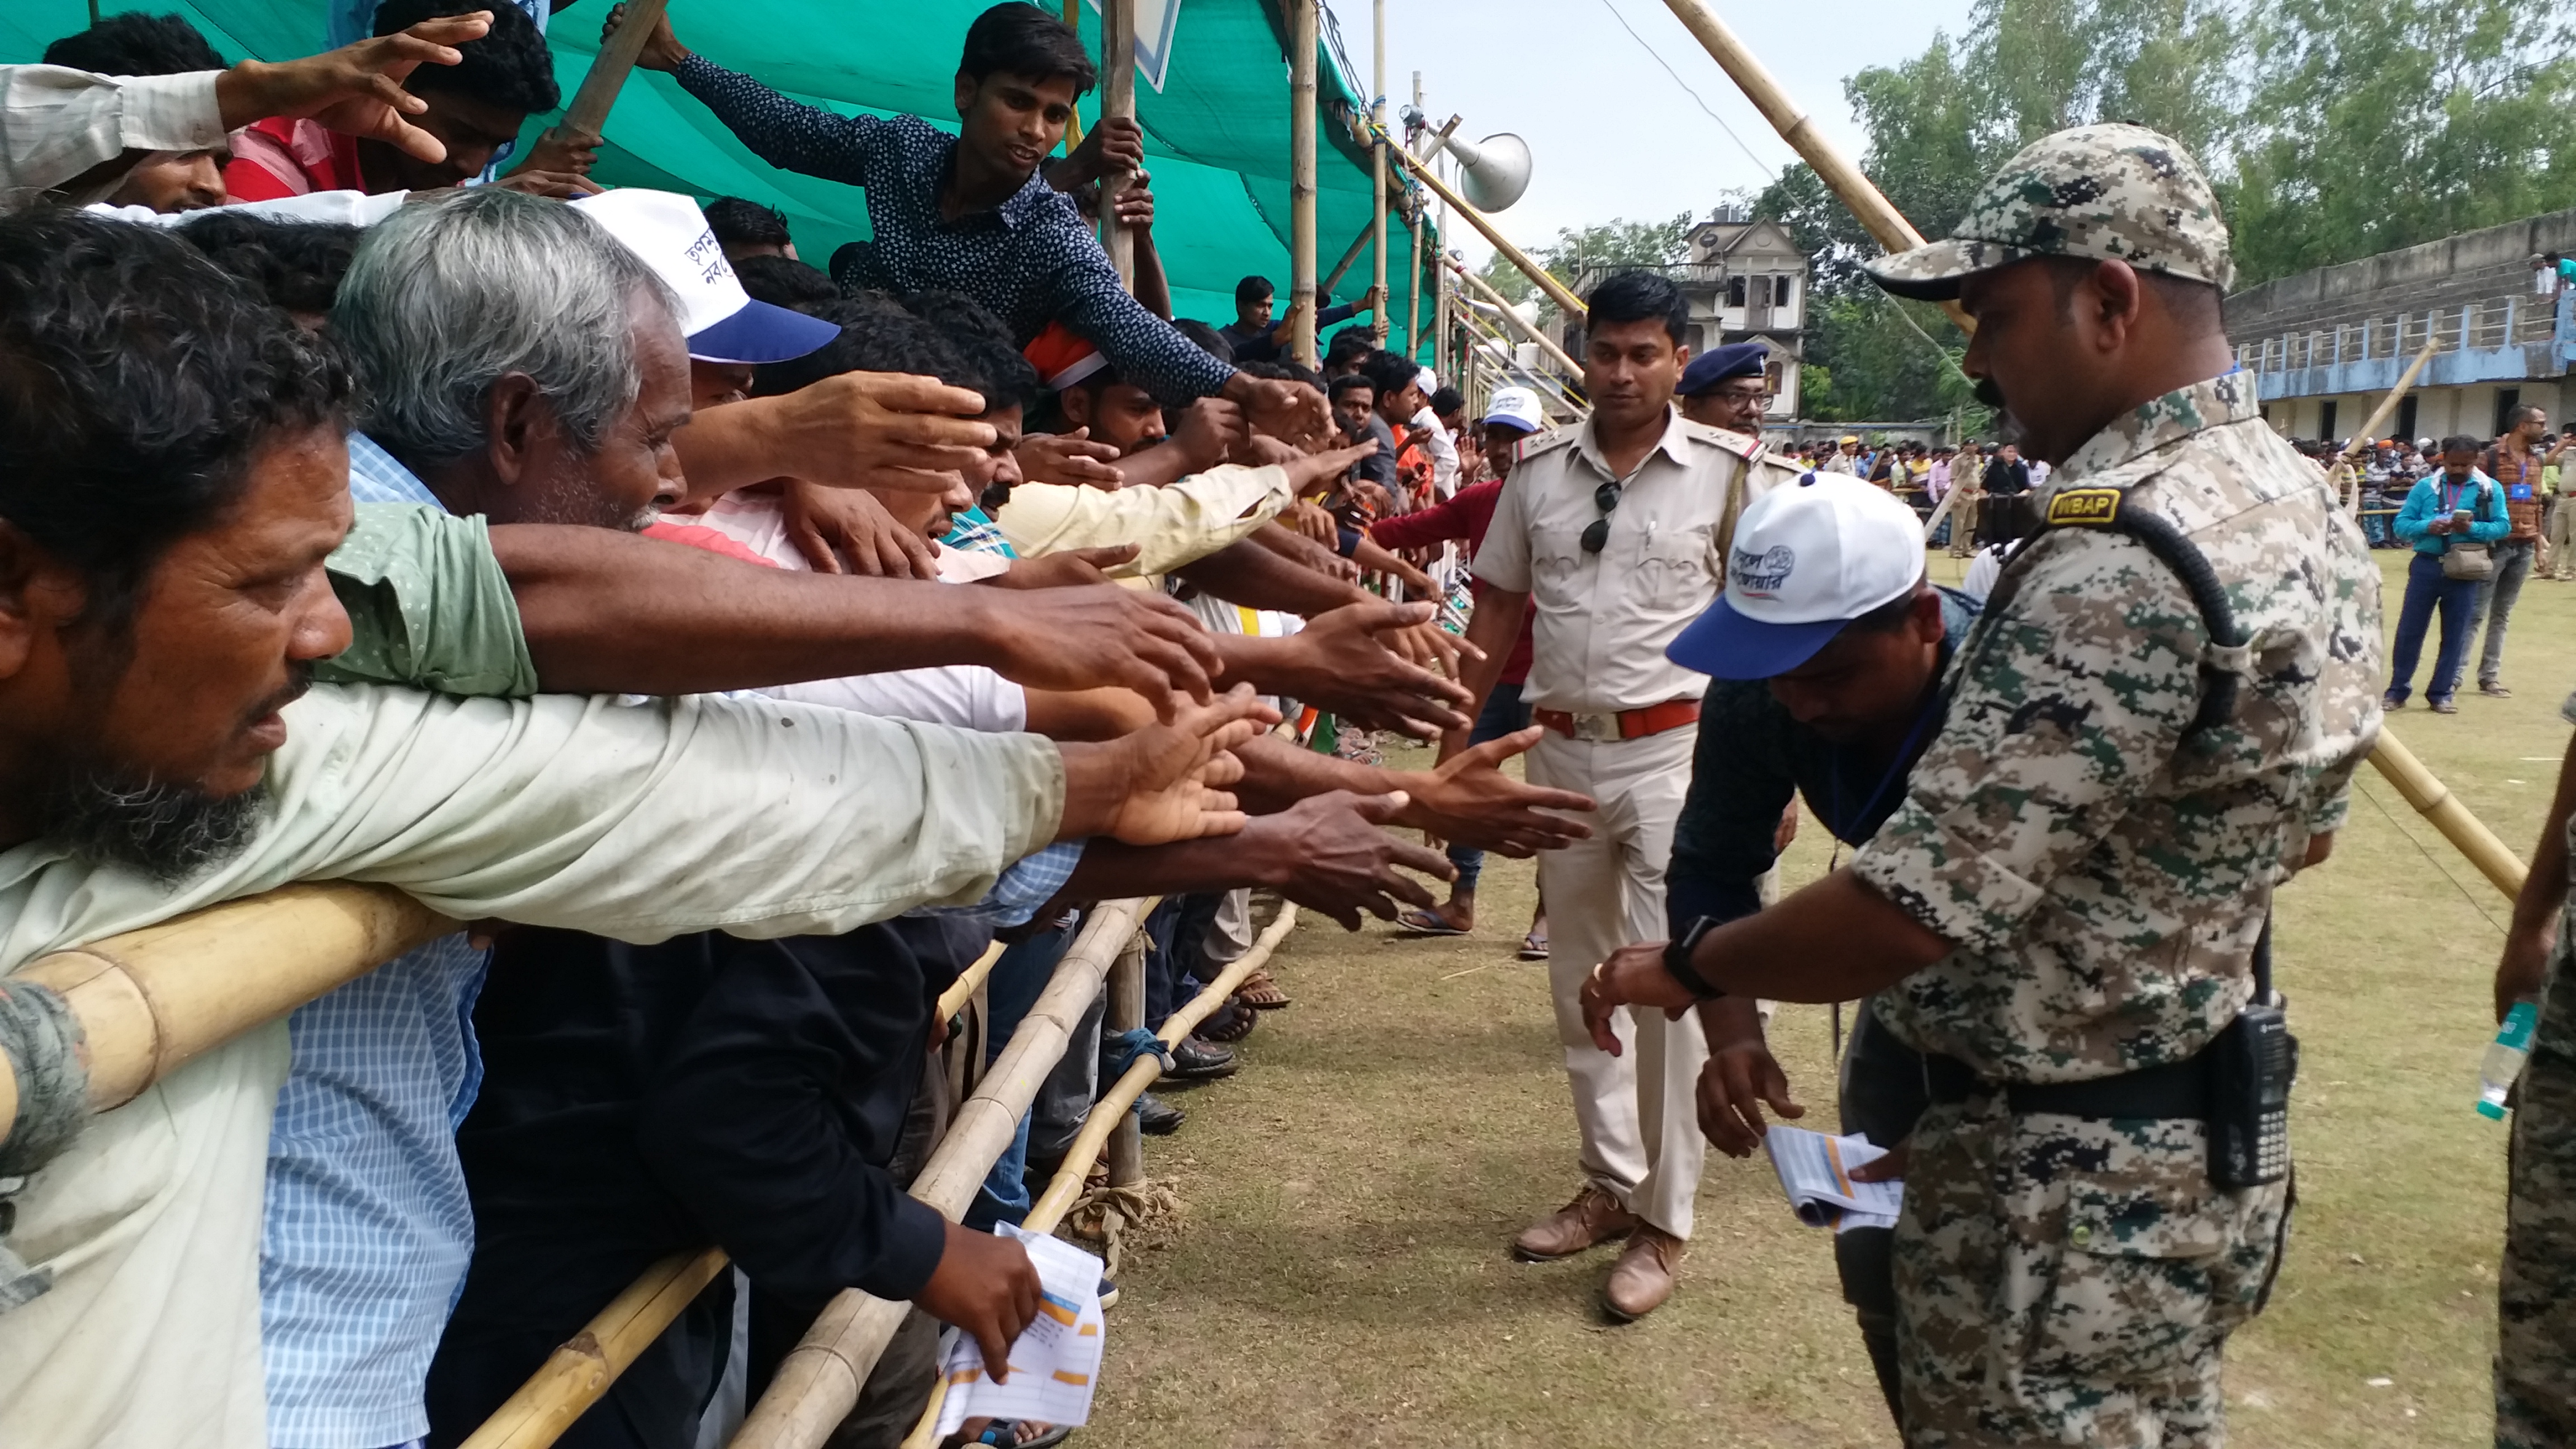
0, 8, 2570, 1449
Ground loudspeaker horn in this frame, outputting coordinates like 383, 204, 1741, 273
1442, 132, 1532, 212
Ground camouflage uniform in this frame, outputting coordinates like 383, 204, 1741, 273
2498, 700, 2576, 1448
1853, 126, 2386, 1447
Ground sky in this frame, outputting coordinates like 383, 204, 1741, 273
1319, 0, 1978, 268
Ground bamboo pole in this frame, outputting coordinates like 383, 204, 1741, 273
1674, 3, 2523, 902
727, 899, 1156, 1449
562, 0, 670, 142
1407, 73, 1424, 357
1103, 934, 1145, 1188
1288, 0, 1320, 368
1098, 0, 1139, 290
1370, 0, 1389, 343
1321, 212, 1379, 298
458, 1249, 732, 1449
932, 940, 1009, 1030
1059, 0, 1086, 151
4, 883, 454, 1140
1450, 259, 1585, 382
1653, 0, 1971, 335
1386, 143, 1585, 321
2338, 335, 2442, 465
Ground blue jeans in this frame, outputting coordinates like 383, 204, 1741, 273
2387, 551, 2482, 704
1447, 680, 1532, 893
967, 918, 1080, 1230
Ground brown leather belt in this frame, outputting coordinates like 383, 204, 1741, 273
1532, 698, 1701, 742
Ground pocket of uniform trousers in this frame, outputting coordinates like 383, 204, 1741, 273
2020, 1178, 2234, 1381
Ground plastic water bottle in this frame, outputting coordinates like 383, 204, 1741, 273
2478, 1001, 2540, 1120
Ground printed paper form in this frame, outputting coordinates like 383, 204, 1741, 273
932, 1225, 1107, 1436
1763, 1126, 1905, 1233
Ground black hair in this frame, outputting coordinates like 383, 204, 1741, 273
174, 213, 363, 318
0, 212, 351, 629
732, 253, 839, 312
1323, 328, 1376, 368
1173, 319, 1234, 364
43, 12, 222, 75
1328, 373, 1375, 401
754, 295, 967, 399
703, 196, 793, 252
371, 0, 558, 115
958, 2, 1097, 92
1235, 274, 1275, 307
2440, 433, 2484, 457
1583, 269, 1689, 346
903, 290, 1041, 414
1358, 349, 1420, 404
1430, 385, 1465, 416
1280, 362, 1327, 394
2506, 404, 2545, 431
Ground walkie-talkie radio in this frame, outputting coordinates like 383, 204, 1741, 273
2209, 917, 2296, 1189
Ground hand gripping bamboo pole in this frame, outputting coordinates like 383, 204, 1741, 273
1671, 0, 2524, 901
2, 883, 454, 1141
458, 1248, 732, 1449
727, 899, 1155, 1449
562, 0, 669, 142
1385, 144, 1585, 321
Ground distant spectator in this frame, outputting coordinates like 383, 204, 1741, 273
39, 12, 231, 211
2385, 434, 2509, 714
1217, 274, 1363, 366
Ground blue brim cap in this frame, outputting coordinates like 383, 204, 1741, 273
1665, 594, 1852, 680
687, 298, 842, 364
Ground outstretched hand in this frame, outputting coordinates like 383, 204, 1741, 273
1066, 685, 1280, 845
978, 583, 1220, 717
1391, 725, 1595, 856
1281, 600, 1475, 738
770, 372, 997, 493
216, 14, 491, 164
777, 481, 940, 579
1579, 939, 1701, 1057
604, 1, 693, 71
1279, 439, 1380, 497
1693, 998, 1802, 1158
1015, 428, 1125, 489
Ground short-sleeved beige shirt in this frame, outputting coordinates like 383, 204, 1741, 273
1472, 407, 1760, 714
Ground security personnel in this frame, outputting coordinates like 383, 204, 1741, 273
1677, 342, 1772, 434
1580, 123, 2383, 1443
1448, 268, 1772, 1322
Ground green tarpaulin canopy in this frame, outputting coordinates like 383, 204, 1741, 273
4, 0, 1432, 353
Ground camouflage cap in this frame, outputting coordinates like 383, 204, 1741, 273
1863, 122, 2234, 301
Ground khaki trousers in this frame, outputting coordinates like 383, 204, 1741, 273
1525, 726, 1708, 1239
2549, 498, 2576, 580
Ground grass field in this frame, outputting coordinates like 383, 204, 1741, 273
1085, 546, 2554, 1448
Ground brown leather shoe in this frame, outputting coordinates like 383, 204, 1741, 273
1512, 1186, 1637, 1262
1601, 1226, 1684, 1322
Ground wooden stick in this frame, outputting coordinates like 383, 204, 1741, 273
931, 940, 1008, 1029
561, 0, 670, 142
1025, 906, 1299, 1232
1060, 0, 1087, 151
1289, 0, 1320, 368
6, 883, 454, 1138
1098, 0, 1139, 290
2368, 731, 2528, 898
1450, 259, 1585, 383
458, 1248, 731, 1449
1387, 143, 1585, 321
1104, 933, 1145, 1187
1320, 212, 1379, 297
1407, 73, 1424, 356
2338, 335, 2442, 465
1370, 0, 1389, 343
1655, 0, 1971, 334
727, 899, 1157, 1449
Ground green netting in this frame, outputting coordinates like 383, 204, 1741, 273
3, 0, 1436, 354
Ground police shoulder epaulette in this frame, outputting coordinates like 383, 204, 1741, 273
1677, 419, 1765, 461
1518, 429, 1580, 461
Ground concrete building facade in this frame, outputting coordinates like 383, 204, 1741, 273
2229, 207, 2576, 444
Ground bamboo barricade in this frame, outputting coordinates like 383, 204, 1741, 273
1448, 257, 1587, 386
1407, 74, 1426, 355
932, 940, 1010, 1027
726, 899, 1156, 1449
1368, 0, 1390, 343
1385, 144, 1585, 321
459, 1249, 733, 1449
896, 905, 1303, 1449
1287, 0, 1320, 367
0, 883, 453, 1140
1673, 8, 2531, 902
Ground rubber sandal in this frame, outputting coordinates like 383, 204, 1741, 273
1237, 968, 1292, 1010
1518, 932, 1550, 961
1395, 908, 1469, 936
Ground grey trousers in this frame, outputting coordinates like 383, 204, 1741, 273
2452, 537, 2536, 692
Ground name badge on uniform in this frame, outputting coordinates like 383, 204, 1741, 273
2511, 482, 2536, 502
2044, 487, 2122, 527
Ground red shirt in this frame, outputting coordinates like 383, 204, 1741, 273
1368, 479, 1536, 685
224, 117, 370, 202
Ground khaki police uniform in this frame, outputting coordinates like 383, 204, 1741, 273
1473, 406, 1768, 1238
1857, 125, 2384, 1445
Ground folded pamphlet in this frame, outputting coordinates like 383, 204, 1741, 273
930, 1224, 1106, 1437
1763, 1125, 1904, 1234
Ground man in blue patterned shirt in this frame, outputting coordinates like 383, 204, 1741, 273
609, 1, 1323, 434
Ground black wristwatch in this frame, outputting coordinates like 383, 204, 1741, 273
1664, 916, 1726, 999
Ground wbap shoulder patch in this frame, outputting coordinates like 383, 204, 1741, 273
2046, 487, 2123, 526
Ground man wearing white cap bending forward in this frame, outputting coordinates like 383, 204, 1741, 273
1445, 269, 1772, 1321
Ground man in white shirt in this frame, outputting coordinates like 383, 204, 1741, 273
1447, 269, 1770, 1322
